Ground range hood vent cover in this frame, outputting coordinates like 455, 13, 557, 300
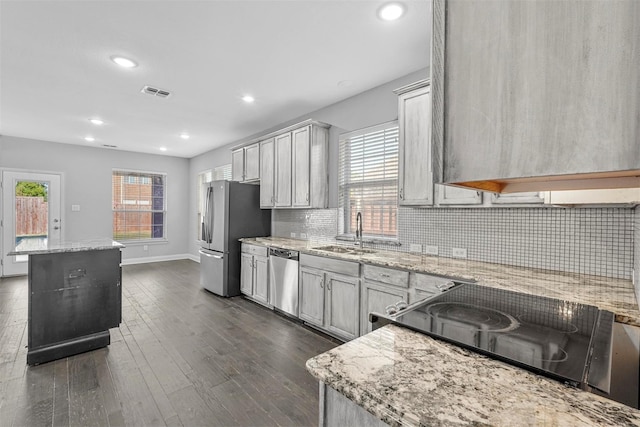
141, 85, 171, 98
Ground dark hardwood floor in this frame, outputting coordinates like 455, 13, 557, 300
0, 260, 339, 427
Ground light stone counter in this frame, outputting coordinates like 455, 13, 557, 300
9, 238, 125, 256
240, 237, 640, 326
306, 324, 640, 427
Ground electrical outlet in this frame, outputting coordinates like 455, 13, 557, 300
300, 233, 307, 239
290, 232, 296, 238
409, 244, 422, 253
143, 245, 148, 251
452, 247, 467, 259
71, 204, 80, 212
424, 245, 439, 255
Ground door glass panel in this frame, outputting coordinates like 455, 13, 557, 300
14, 180, 49, 261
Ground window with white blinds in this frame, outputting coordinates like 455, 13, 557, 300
338, 121, 399, 239
213, 164, 232, 181
112, 170, 166, 241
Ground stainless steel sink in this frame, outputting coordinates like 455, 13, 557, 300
313, 245, 376, 255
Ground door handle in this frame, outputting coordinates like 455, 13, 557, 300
199, 250, 223, 259
54, 226, 60, 230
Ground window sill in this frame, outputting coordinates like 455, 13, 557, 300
336, 234, 401, 246
114, 239, 168, 246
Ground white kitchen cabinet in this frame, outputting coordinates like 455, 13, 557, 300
292, 126, 311, 207
361, 281, 409, 335
231, 143, 260, 183
259, 137, 275, 208
490, 192, 545, 205
325, 273, 360, 340
274, 132, 292, 207
435, 184, 483, 206
299, 254, 360, 341
299, 266, 325, 327
395, 79, 433, 206
240, 244, 269, 306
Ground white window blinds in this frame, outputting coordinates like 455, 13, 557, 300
338, 121, 399, 238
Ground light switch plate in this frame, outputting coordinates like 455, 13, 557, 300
452, 248, 467, 258
424, 245, 438, 255
409, 244, 422, 253
71, 204, 80, 212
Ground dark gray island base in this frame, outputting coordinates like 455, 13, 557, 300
10, 239, 124, 365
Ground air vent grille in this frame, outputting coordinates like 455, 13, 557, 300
141, 85, 171, 98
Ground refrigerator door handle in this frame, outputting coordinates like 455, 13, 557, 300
199, 250, 223, 259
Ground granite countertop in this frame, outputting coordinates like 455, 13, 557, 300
306, 324, 640, 427
240, 237, 640, 326
8, 238, 125, 256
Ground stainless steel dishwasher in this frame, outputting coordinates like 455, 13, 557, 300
268, 248, 299, 317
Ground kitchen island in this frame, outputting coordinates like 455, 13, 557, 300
306, 324, 640, 426
9, 239, 124, 365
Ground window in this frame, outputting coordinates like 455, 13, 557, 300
338, 121, 399, 239
112, 170, 166, 241
196, 164, 231, 240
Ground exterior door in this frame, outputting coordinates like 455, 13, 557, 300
2, 171, 62, 276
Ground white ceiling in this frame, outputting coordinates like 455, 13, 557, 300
0, 0, 430, 158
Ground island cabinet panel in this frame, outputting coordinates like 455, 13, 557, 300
28, 248, 122, 365
319, 383, 388, 427
434, 0, 640, 187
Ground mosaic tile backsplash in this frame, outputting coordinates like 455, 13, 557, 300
273, 207, 636, 280
635, 206, 640, 296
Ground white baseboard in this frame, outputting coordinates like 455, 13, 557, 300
121, 253, 198, 266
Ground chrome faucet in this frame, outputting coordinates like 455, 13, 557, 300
355, 212, 363, 248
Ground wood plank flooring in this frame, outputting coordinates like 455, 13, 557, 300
0, 260, 339, 427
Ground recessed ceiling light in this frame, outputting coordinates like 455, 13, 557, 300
111, 56, 138, 68
84, 136, 95, 142
159, 147, 168, 152
378, 2, 405, 21
242, 95, 255, 103
89, 118, 104, 125
180, 133, 190, 140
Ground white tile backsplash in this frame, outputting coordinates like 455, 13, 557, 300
273, 206, 635, 280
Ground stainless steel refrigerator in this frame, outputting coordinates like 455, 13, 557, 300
199, 180, 271, 296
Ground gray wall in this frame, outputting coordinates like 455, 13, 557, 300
0, 135, 190, 261
188, 68, 429, 257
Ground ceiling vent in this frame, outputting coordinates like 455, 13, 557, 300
141, 85, 171, 98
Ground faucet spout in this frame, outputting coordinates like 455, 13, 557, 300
356, 212, 363, 249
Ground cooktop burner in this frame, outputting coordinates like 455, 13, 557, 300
426, 302, 520, 333
370, 282, 615, 392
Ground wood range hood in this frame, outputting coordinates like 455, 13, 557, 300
452, 170, 640, 194
431, 0, 640, 196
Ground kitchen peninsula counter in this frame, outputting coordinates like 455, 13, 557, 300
306, 324, 640, 427
240, 237, 640, 326
10, 239, 124, 365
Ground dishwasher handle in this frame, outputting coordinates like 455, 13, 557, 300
269, 248, 299, 261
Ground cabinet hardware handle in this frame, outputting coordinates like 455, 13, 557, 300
68, 268, 86, 279
327, 282, 332, 291
306, 193, 309, 201
380, 273, 390, 278
399, 188, 403, 199
320, 280, 324, 289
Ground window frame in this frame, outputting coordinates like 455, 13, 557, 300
338, 120, 399, 242
112, 169, 167, 243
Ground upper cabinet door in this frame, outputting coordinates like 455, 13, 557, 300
244, 143, 260, 181
274, 132, 292, 207
432, 0, 640, 192
436, 184, 482, 205
231, 149, 244, 182
292, 126, 311, 207
397, 82, 433, 206
259, 138, 275, 208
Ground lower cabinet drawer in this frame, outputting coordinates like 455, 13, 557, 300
242, 243, 268, 257
362, 264, 409, 288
